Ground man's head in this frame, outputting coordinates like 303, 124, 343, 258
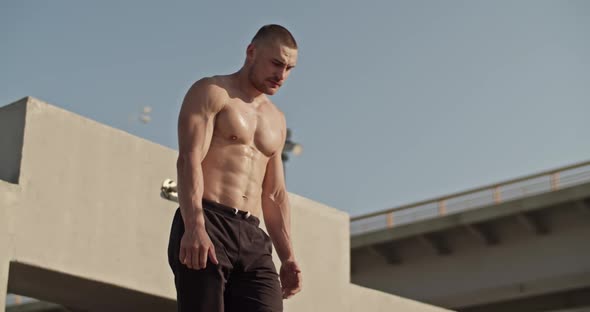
245, 24, 298, 95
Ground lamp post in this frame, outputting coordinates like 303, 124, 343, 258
281, 128, 302, 180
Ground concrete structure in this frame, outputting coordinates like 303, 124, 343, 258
351, 161, 590, 311
0, 97, 449, 311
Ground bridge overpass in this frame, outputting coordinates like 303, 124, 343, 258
350, 160, 590, 311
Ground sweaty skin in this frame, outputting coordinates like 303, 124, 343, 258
176, 39, 302, 299
199, 75, 285, 217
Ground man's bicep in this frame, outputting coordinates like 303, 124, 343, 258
262, 152, 287, 200
262, 116, 288, 200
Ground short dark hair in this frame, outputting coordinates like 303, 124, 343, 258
251, 24, 297, 49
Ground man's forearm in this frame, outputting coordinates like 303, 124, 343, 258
262, 195, 295, 262
177, 157, 206, 229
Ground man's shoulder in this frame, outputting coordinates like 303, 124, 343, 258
190, 75, 229, 97
181, 76, 229, 115
185, 76, 231, 108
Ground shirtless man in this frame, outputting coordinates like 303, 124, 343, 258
167, 25, 302, 312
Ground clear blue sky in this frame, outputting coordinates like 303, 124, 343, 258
2, 1, 589, 216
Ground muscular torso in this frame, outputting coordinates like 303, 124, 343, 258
200, 76, 284, 217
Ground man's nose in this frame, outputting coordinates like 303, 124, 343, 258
275, 68, 287, 81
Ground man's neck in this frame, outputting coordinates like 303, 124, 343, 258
231, 68, 265, 103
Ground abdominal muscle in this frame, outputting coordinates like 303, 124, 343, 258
200, 140, 269, 217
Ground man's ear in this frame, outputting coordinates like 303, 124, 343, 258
246, 43, 256, 62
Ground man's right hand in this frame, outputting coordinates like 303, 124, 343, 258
179, 226, 219, 270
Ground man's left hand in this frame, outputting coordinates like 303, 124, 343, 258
280, 259, 302, 299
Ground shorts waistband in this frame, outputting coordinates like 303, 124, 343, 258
202, 198, 260, 226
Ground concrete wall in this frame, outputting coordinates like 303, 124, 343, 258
0, 97, 450, 311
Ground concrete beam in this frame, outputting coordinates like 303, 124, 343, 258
351, 246, 386, 274
464, 223, 500, 246
517, 211, 550, 235
372, 242, 403, 264
421, 232, 452, 255
575, 198, 590, 214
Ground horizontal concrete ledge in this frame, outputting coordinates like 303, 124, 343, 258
8, 262, 176, 312
352, 182, 590, 249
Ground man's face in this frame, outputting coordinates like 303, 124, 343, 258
248, 41, 297, 95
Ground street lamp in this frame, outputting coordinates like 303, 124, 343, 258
281, 128, 302, 179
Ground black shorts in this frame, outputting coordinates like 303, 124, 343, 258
167, 198, 283, 312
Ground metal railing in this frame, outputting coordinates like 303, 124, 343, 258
351, 160, 590, 235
